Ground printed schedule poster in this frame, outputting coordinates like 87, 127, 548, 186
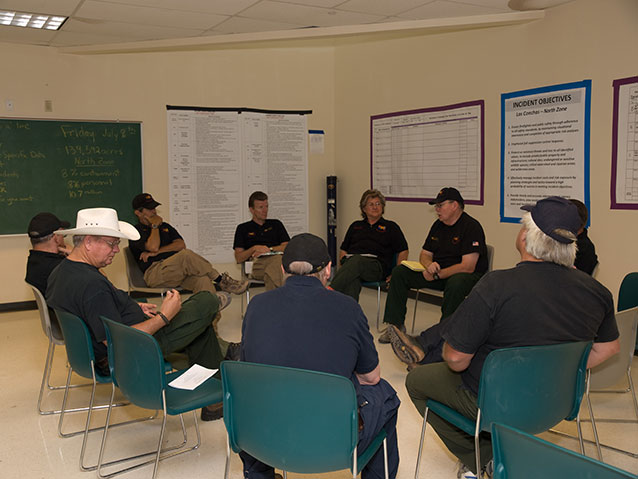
501, 80, 591, 222
371, 100, 484, 204
611, 75, 638, 209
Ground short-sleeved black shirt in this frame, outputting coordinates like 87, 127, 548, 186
25, 250, 65, 296
46, 259, 144, 361
423, 212, 487, 273
129, 222, 183, 272
233, 219, 290, 250
441, 261, 618, 395
340, 218, 409, 277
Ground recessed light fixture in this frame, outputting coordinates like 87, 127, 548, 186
0, 10, 67, 30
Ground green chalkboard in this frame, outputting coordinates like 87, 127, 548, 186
0, 118, 142, 235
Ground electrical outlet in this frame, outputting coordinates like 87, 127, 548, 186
44, 100, 53, 112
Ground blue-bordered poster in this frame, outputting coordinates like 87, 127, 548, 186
500, 80, 591, 223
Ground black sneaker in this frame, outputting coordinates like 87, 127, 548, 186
201, 402, 223, 421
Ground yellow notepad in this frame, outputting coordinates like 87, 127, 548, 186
401, 260, 426, 272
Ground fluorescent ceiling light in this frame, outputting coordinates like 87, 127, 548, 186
0, 10, 67, 30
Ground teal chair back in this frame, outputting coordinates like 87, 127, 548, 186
221, 361, 359, 474
491, 422, 635, 479
55, 310, 111, 383
618, 272, 638, 312
101, 317, 167, 411
477, 341, 591, 435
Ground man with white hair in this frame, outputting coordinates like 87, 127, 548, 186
398, 196, 620, 478
47, 207, 231, 421
240, 233, 400, 479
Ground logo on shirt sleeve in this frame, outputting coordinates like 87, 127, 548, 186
472, 241, 479, 247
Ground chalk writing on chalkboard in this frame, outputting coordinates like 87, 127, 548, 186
0, 119, 142, 235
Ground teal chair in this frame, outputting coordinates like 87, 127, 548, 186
617, 272, 638, 352
491, 422, 635, 479
221, 361, 389, 479
414, 341, 592, 479
55, 310, 143, 472
98, 317, 223, 479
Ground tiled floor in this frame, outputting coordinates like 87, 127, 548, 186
1, 287, 637, 478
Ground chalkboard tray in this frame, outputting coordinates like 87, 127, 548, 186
0, 118, 142, 235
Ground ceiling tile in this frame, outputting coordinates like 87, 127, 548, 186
96, 0, 261, 16
241, 0, 385, 27
338, 0, 435, 17
76, 0, 229, 29
63, 17, 203, 40
0, 0, 80, 16
397, 0, 508, 19
211, 16, 304, 35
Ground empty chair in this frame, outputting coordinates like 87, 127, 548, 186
221, 360, 389, 479
414, 341, 591, 479
98, 317, 223, 479
491, 422, 635, 479
55, 310, 138, 472
410, 245, 494, 333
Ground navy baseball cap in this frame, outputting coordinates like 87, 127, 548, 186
521, 196, 580, 244
27, 212, 70, 238
428, 187, 464, 207
282, 233, 331, 274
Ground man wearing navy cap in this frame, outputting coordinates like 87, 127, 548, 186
381, 187, 487, 363
240, 233, 400, 479
402, 196, 620, 478
129, 193, 248, 296
25, 212, 72, 296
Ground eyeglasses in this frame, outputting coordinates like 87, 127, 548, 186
434, 201, 452, 209
366, 202, 382, 208
99, 237, 121, 249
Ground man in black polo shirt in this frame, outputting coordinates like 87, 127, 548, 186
25, 212, 71, 296
382, 187, 487, 367
330, 189, 409, 302
233, 191, 290, 290
129, 193, 248, 295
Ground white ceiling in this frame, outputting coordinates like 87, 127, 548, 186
0, 0, 564, 49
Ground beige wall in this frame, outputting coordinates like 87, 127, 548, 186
0, 44, 335, 303
333, 0, 638, 301
2, 0, 637, 305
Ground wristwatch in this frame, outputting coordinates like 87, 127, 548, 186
433, 272, 440, 280
151, 224, 159, 229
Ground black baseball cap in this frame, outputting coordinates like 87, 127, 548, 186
428, 187, 464, 207
27, 212, 70, 239
132, 193, 161, 210
282, 233, 331, 274
521, 196, 580, 244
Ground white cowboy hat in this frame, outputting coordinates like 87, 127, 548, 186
55, 207, 140, 240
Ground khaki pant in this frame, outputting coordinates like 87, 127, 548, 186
251, 254, 284, 290
144, 249, 220, 294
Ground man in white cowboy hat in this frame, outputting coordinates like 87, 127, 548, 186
47, 207, 229, 421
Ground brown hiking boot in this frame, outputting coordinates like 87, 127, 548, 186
219, 272, 249, 295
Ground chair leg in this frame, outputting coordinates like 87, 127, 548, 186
576, 409, 585, 455
628, 368, 638, 420
474, 410, 482, 478
411, 290, 420, 334
414, 407, 429, 479
383, 437, 389, 479
376, 286, 381, 331
352, 445, 358, 478
224, 434, 232, 479
584, 379, 603, 460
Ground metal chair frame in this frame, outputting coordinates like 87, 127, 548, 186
55, 310, 155, 472
28, 282, 94, 415
414, 342, 591, 479
97, 317, 222, 479
240, 260, 266, 317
